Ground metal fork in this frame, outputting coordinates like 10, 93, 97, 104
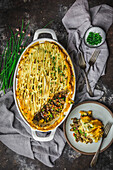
87, 49, 101, 75
78, 49, 100, 92
90, 122, 112, 167
78, 52, 94, 97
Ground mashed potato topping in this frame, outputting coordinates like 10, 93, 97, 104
16, 41, 75, 131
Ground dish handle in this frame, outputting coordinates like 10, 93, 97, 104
31, 128, 56, 142
33, 28, 57, 41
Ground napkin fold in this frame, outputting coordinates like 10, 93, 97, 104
0, 90, 66, 167
62, 0, 113, 103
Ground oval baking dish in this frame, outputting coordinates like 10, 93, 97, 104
13, 28, 76, 141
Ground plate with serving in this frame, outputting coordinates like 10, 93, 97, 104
63, 101, 113, 155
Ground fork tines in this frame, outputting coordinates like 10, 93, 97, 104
89, 49, 101, 66
104, 122, 112, 136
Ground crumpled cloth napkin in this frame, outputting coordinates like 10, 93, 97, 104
62, 0, 113, 159
62, 0, 113, 103
0, 90, 66, 167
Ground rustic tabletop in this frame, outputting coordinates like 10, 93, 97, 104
0, 0, 113, 170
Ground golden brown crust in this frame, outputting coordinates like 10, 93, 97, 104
16, 41, 75, 131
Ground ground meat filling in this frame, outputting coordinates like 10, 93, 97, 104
33, 91, 67, 127
70, 117, 93, 144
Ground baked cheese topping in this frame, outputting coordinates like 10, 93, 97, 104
16, 41, 75, 131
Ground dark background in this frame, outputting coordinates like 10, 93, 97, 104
0, 0, 113, 170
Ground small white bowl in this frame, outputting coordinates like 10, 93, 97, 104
84, 26, 106, 48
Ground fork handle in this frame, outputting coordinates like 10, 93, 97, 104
86, 65, 91, 76
83, 70, 94, 97
90, 137, 104, 167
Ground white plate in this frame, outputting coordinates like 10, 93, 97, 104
84, 26, 106, 48
64, 101, 113, 155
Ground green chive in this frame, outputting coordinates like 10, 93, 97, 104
85, 133, 87, 137
49, 114, 53, 118
0, 20, 30, 93
79, 130, 83, 134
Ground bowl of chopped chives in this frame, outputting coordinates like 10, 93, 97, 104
84, 26, 106, 48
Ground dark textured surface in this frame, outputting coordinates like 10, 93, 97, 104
0, 0, 113, 170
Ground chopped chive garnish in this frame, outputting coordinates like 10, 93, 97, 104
85, 133, 87, 137
86, 32, 102, 46
58, 66, 61, 73
49, 114, 53, 118
62, 73, 65, 76
64, 65, 66, 67
53, 56, 55, 60
79, 130, 83, 134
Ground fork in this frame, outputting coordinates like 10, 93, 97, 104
87, 49, 101, 75
78, 49, 100, 92
78, 52, 94, 97
90, 122, 112, 167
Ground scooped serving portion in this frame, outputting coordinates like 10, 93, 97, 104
15, 41, 75, 131
70, 110, 104, 144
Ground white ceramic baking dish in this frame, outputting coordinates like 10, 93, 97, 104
13, 28, 76, 142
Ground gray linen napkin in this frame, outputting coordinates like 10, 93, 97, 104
62, 0, 113, 159
0, 90, 66, 167
62, 0, 113, 103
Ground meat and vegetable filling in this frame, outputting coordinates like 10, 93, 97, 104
70, 117, 93, 144
33, 91, 67, 127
